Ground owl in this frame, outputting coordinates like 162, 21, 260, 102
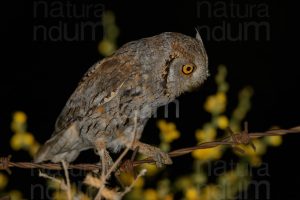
34, 31, 209, 167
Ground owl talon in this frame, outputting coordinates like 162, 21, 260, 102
153, 151, 172, 167
127, 140, 173, 167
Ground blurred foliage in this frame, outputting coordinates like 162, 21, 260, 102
0, 11, 285, 200
0, 111, 42, 199
10, 111, 40, 156
98, 11, 119, 57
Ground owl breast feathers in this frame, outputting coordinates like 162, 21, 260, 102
34, 32, 209, 165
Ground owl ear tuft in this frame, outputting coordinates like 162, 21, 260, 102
194, 28, 207, 54
195, 28, 209, 74
195, 28, 204, 45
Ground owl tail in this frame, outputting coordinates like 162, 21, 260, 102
34, 123, 81, 163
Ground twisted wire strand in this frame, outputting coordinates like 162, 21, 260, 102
1, 124, 300, 172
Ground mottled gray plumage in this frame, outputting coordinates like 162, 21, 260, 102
34, 32, 209, 165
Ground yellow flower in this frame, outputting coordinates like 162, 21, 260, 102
9, 190, 22, 200
228, 121, 241, 132
195, 124, 216, 142
119, 172, 133, 186
195, 130, 205, 142
102, 11, 116, 25
29, 143, 40, 157
119, 172, 144, 188
235, 139, 266, 158
23, 132, 35, 146
249, 156, 262, 167
106, 24, 120, 41
264, 136, 282, 147
157, 120, 180, 143
232, 109, 245, 121
192, 146, 222, 161
193, 172, 207, 185
78, 194, 91, 200
218, 171, 237, 185
218, 82, 229, 93
10, 133, 23, 150
47, 178, 64, 189
216, 92, 226, 105
11, 112, 27, 133
234, 140, 266, 167
175, 176, 193, 190
144, 189, 158, 200
141, 163, 159, 177
52, 184, 77, 200
247, 140, 266, 156
98, 39, 116, 56
165, 123, 176, 132
134, 176, 145, 189
0, 173, 8, 189
163, 194, 174, 200
215, 65, 227, 84
53, 190, 68, 200
163, 130, 180, 143
204, 92, 226, 114
216, 115, 229, 130
10, 132, 35, 151
185, 187, 199, 200
157, 120, 167, 129
199, 185, 221, 200
231, 87, 253, 122
13, 111, 27, 123
126, 189, 143, 199
204, 95, 215, 113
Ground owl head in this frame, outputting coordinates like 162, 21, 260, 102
159, 31, 209, 98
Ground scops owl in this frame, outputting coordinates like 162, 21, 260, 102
34, 32, 209, 166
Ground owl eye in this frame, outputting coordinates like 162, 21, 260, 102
182, 64, 195, 75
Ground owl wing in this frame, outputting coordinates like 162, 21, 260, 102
55, 55, 135, 133
34, 54, 137, 163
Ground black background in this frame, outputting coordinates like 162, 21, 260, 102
0, 0, 299, 199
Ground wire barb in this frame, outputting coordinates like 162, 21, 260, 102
0, 155, 12, 174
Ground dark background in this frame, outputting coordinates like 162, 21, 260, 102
0, 0, 299, 199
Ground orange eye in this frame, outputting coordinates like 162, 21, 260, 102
182, 64, 194, 75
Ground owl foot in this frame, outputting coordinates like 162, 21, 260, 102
153, 150, 173, 167
94, 139, 114, 175
126, 140, 173, 167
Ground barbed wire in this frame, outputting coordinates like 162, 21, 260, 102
1, 123, 300, 173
